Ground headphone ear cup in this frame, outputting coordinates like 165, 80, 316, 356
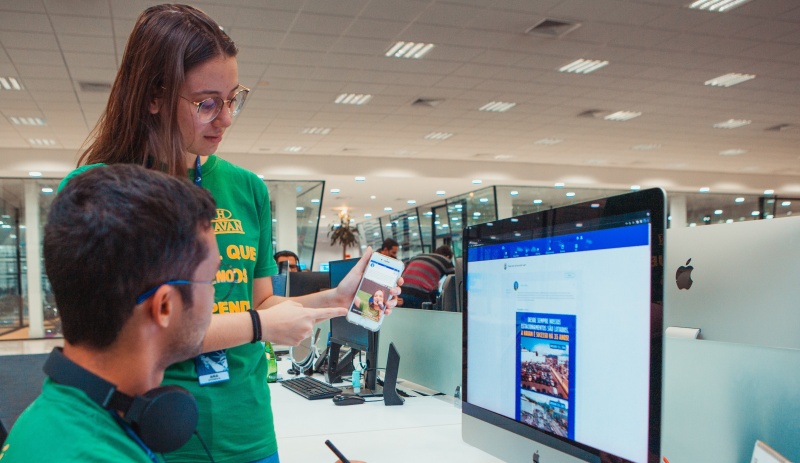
126, 386, 198, 454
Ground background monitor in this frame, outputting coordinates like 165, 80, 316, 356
328, 258, 381, 395
462, 188, 665, 463
287, 271, 330, 297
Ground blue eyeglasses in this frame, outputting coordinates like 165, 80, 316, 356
135, 264, 240, 305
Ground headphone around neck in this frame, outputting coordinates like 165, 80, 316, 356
43, 347, 198, 454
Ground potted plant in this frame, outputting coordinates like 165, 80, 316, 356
328, 209, 359, 259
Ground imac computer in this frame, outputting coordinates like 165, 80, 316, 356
327, 258, 382, 396
462, 188, 665, 463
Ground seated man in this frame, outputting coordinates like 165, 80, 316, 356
0, 165, 218, 462
399, 246, 455, 308
377, 238, 399, 259
274, 249, 301, 272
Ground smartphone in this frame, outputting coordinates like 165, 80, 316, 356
345, 253, 404, 331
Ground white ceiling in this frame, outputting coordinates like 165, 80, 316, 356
1, 0, 800, 221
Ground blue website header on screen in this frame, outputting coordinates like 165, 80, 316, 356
466, 221, 652, 463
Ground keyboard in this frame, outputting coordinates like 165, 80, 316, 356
280, 376, 342, 400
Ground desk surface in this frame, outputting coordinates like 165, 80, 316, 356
270, 363, 501, 463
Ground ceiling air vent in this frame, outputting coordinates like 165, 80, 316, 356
525, 19, 581, 38
79, 81, 112, 92
411, 98, 445, 108
765, 124, 797, 132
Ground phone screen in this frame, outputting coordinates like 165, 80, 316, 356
348, 255, 403, 328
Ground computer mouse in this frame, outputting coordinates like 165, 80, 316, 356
332, 394, 365, 406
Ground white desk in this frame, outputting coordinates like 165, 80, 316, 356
269, 363, 502, 463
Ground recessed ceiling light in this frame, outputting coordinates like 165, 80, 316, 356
385, 41, 435, 59
10, 117, 45, 126
713, 119, 751, 129
719, 149, 747, 156
331, 188, 341, 194
554, 182, 565, 188
472, 179, 482, 184
301, 127, 331, 135
632, 144, 661, 151
41, 187, 54, 194
535, 138, 562, 145
764, 189, 774, 195
0, 77, 22, 90
384, 207, 393, 212
436, 190, 446, 196
296, 207, 305, 212
781, 201, 791, 207
29, 171, 43, 177
605, 111, 642, 121
335, 93, 372, 105
566, 192, 576, 197
354, 176, 366, 182
751, 210, 760, 216
559, 59, 609, 74
630, 185, 641, 190
479, 101, 517, 112
533, 199, 543, 204
424, 132, 453, 140
284, 146, 303, 153
705, 73, 755, 87
310, 199, 321, 205
370, 195, 376, 199
699, 187, 711, 193
407, 200, 416, 205
28, 138, 56, 146
510, 191, 519, 196
688, 0, 753, 12
735, 197, 745, 203
479, 198, 489, 203
714, 209, 723, 215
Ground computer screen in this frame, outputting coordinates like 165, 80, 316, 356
328, 258, 380, 393
462, 188, 665, 463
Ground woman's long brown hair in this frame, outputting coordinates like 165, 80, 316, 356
79, 4, 237, 177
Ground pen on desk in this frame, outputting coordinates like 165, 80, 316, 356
325, 439, 351, 463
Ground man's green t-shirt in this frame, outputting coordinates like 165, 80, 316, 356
0, 378, 160, 462
59, 156, 280, 463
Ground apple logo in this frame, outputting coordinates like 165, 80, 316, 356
675, 258, 694, 290
532, 450, 540, 463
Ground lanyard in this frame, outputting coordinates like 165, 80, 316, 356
194, 155, 202, 186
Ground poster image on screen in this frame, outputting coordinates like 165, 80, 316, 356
517, 313, 576, 439
346, 257, 403, 330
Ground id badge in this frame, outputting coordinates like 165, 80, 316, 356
195, 350, 230, 385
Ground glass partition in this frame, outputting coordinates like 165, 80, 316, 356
266, 180, 323, 271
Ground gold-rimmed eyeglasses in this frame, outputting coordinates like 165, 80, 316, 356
179, 86, 250, 124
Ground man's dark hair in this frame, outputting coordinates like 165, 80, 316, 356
273, 250, 300, 264
434, 246, 453, 259
380, 238, 399, 251
44, 165, 216, 349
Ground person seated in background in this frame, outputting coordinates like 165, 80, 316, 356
274, 250, 301, 272
0, 165, 218, 462
377, 238, 400, 259
399, 246, 455, 308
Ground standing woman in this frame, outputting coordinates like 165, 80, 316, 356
63, 4, 400, 463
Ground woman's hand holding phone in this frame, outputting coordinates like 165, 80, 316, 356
332, 247, 403, 317
344, 249, 404, 331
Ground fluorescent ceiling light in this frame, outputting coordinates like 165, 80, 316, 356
781, 201, 791, 207
10, 117, 45, 126
28, 138, 56, 146
424, 132, 453, 140
310, 199, 320, 204
335, 93, 372, 105
533, 199, 543, 204
719, 149, 747, 156
284, 146, 303, 153
27, 170, 42, 177
407, 200, 416, 205
493, 154, 514, 160
734, 197, 745, 203
479, 101, 517, 112
566, 192, 576, 197
714, 209, 723, 215
472, 179, 482, 184
0, 77, 22, 90
510, 191, 519, 196
41, 187, 54, 194
688, 0, 753, 12
604, 111, 642, 121
535, 138, 562, 145
705, 73, 755, 87
385, 41, 435, 59
296, 207, 305, 211
750, 210, 760, 216
630, 185, 641, 190
436, 190, 446, 196
384, 207, 393, 212
330, 188, 340, 194
479, 198, 489, 203
364, 213, 372, 218
354, 176, 366, 182
559, 59, 609, 74
699, 187, 711, 193
764, 189, 774, 195
301, 127, 331, 135
554, 182, 565, 188
713, 119, 751, 129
